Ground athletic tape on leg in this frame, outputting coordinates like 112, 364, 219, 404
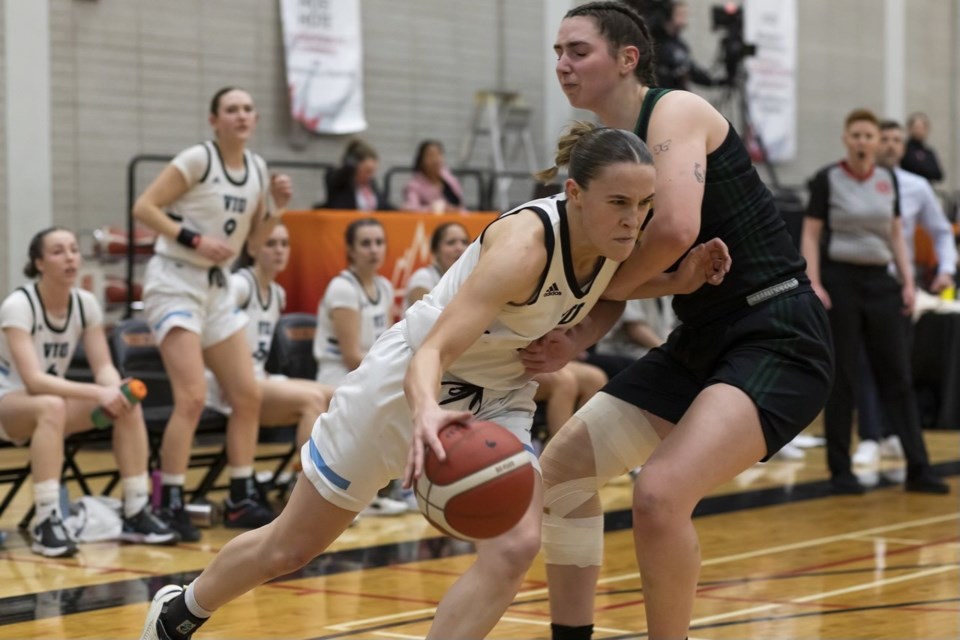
580, 393, 661, 480
542, 512, 604, 567
541, 394, 661, 568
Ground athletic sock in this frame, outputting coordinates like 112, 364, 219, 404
551, 623, 594, 640
161, 482, 186, 512
228, 466, 256, 502
158, 592, 208, 640
121, 473, 150, 518
34, 479, 61, 523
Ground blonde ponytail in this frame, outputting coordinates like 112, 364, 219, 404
534, 121, 599, 183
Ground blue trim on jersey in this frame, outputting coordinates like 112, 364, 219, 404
308, 438, 351, 490
523, 443, 536, 456
154, 310, 194, 331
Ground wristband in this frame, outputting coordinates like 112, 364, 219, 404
176, 228, 201, 249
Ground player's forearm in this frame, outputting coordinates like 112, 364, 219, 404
404, 348, 443, 418
570, 300, 625, 351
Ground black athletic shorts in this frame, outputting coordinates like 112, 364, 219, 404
603, 289, 834, 460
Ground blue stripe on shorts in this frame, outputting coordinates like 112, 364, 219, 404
308, 438, 351, 490
154, 310, 193, 331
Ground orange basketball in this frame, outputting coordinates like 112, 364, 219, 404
415, 421, 535, 541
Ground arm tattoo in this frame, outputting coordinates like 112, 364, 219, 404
694, 162, 704, 183
652, 139, 672, 155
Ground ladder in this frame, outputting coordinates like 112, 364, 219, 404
459, 90, 538, 211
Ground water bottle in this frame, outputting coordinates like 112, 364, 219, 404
91, 379, 147, 429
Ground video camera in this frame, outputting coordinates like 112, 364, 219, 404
711, 3, 757, 82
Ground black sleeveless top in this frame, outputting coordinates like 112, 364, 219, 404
635, 89, 808, 325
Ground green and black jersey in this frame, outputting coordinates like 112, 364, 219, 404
634, 88, 808, 326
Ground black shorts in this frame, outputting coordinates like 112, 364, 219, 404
603, 289, 834, 460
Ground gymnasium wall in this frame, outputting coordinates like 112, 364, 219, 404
0, 1, 957, 291
45, 0, 546, 236
680, 0, 957, 190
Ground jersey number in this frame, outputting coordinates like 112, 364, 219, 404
558, 303, 586, 326
223, 219, 237, 237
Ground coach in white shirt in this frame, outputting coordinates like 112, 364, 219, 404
878, 119, 957, 291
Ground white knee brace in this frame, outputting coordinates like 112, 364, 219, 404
541, 393, 661, 568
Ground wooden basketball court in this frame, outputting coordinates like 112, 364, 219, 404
0, 427, 957, 639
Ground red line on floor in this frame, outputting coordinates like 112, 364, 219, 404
267, 583, 440, 606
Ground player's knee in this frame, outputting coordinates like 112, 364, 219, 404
263, 538, 316, 575
173, 389, 207, 422
304, 388, 328, 415
229, 382, 262, 419
35, 395, 67, 432
493, 525, 541, 573
632, 477, 683, 532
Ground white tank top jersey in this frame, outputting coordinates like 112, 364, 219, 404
403, 264, 442, 311
231, 268, 286, 379
313, 270, 394, 380
403, 194, 620, 391
0, 284, 102, 390
153, 141, 269, 269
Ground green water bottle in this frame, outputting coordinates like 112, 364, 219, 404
91, 379, 147, 429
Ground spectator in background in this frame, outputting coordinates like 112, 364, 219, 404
901, 112, 944, 183
852, 119, 958, 466
402, 140, 466, 213
321, 140, 391, 211
802, 108, 947, 495
627, 0, 719, 91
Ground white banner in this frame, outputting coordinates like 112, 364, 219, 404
280, 0, 366, 134
744, 0, 796, 162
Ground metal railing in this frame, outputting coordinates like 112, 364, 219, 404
123, 154, 335, 317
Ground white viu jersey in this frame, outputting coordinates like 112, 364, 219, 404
0, 284, 102, 391
231, 268, 286, 379
403, 194, 620, 391
403, 264, 443, 311
313, 270, 394, 386
153, 141, 269, 268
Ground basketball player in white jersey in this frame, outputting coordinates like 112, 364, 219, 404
206, 223, 333, 449
0, 228, 176, 557
133, 87, 293, 542
313, 218, 394, 386
405, 223, 607, 444
140, 122, 729, 640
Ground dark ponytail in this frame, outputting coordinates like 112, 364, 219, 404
24, 226, 70, 278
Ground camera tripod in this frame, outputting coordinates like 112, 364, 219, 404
712, 64, 782, 191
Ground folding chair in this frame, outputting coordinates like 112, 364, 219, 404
260, 313, 321, 488
265, 313, 319, 380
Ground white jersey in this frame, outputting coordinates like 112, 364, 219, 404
313, 270, 394, 386
231, 268, 286, 379
0, 284, 102, 391
404, 264, 442, 311
153, 141, 268, 269
403, 194, 620, 390
596, 297, 674, 360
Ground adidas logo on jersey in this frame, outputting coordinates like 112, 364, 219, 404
543, 282, 562, 297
